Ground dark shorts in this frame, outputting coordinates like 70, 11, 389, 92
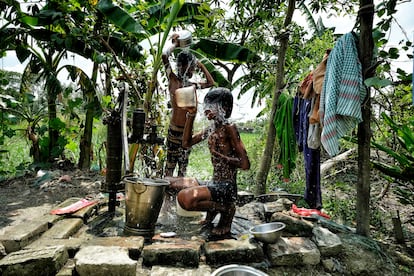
200, 180, 237, 203
166, 124, 190, 173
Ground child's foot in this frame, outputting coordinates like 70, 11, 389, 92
211, 204, 235, 236
211, 225, 231, 236
200, 211, 218, 225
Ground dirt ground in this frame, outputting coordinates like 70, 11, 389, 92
0, 169, 104, 230
1, 158, 414, 241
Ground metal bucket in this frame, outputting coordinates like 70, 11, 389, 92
124, 177, 169, 237
211, 265, 268, 276
178, 30, 192, 48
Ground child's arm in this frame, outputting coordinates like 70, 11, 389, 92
182, 108, 207, 149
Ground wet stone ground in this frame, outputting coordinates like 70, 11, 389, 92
77, 194, 255, 246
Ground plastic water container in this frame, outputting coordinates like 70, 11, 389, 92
178, 30, 192, 48
176, 197, 202, 217
175, 86, 196, 107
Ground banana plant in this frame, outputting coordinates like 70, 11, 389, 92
1, 93, 47, 163
1, 0, 144, 167
96, 0, 259, 173
2, 0, 259, 173
96, 0, 244, 109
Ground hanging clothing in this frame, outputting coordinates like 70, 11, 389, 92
293, 94, 322, 210
274, 93, 297, 180
309, 49, 331, 124
319, 32, 366, 157
313, 49, 330, 95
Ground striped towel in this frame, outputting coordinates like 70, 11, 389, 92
319, 33, 366, 157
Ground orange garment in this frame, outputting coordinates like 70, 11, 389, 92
309, 49, 331, 124
313, 49, 330, 95
300, 72, 314, 99
309, 94, 320, 124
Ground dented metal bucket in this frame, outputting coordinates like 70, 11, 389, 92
124, 177, 169, 237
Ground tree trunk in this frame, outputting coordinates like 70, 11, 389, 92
78, 103, 94, 170
78, 62, 99, 170
255, 0, 296, 195
357, 0, 374, 236
78, 15, 103, 170
47, 93, 59, 161
27, 125, 41, 163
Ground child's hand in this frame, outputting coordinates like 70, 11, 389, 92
171, 33, 179, 46
186, 106, 197, 114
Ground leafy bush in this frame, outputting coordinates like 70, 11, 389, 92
371, 112, 414, 184
0, 131, 32, 179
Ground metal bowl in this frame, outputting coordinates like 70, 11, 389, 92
211, 264, 268, 276
249, 222, 286, 244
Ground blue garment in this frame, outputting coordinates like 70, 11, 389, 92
293, 95, 322, 209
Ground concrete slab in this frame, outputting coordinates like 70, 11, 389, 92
312, 226, 343, 256
142, 239, 202, 267
51, 197, 99, 223
25, 237, 85, 258
56, 258, 75, 276
266, 236, 320, 266
85, 236, 145, 260
74, 245, 136, 276
204, 238, 264, 265
42, 218, 84, 239
0, 217, 50, 253
0, 245, 68, 276
150, 264, 212, 275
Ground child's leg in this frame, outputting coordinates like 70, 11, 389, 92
212, 202, 235, 236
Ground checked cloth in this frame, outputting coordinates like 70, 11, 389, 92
319, 32, 366, 157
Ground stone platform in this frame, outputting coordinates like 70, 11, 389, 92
0, 196, 397, 275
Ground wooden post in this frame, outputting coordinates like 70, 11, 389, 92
392, 210, 405, 244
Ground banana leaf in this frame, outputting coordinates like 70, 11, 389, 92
382, 112, 414, 153
192, 38, 261, 63
97, 0, 204, 38
97, 0, 146, 35
191, 53, 231, 88
368, 112, 414, 183
371, 140, 411, 167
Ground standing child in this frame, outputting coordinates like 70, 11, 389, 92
162, 33, 215, 177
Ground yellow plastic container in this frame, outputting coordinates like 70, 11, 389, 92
175, 86, 196, 108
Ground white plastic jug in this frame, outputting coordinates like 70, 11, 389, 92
176, 197, 202, 217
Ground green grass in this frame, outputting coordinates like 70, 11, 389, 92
187, 141, 212, 180
0, 132, 32, 179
